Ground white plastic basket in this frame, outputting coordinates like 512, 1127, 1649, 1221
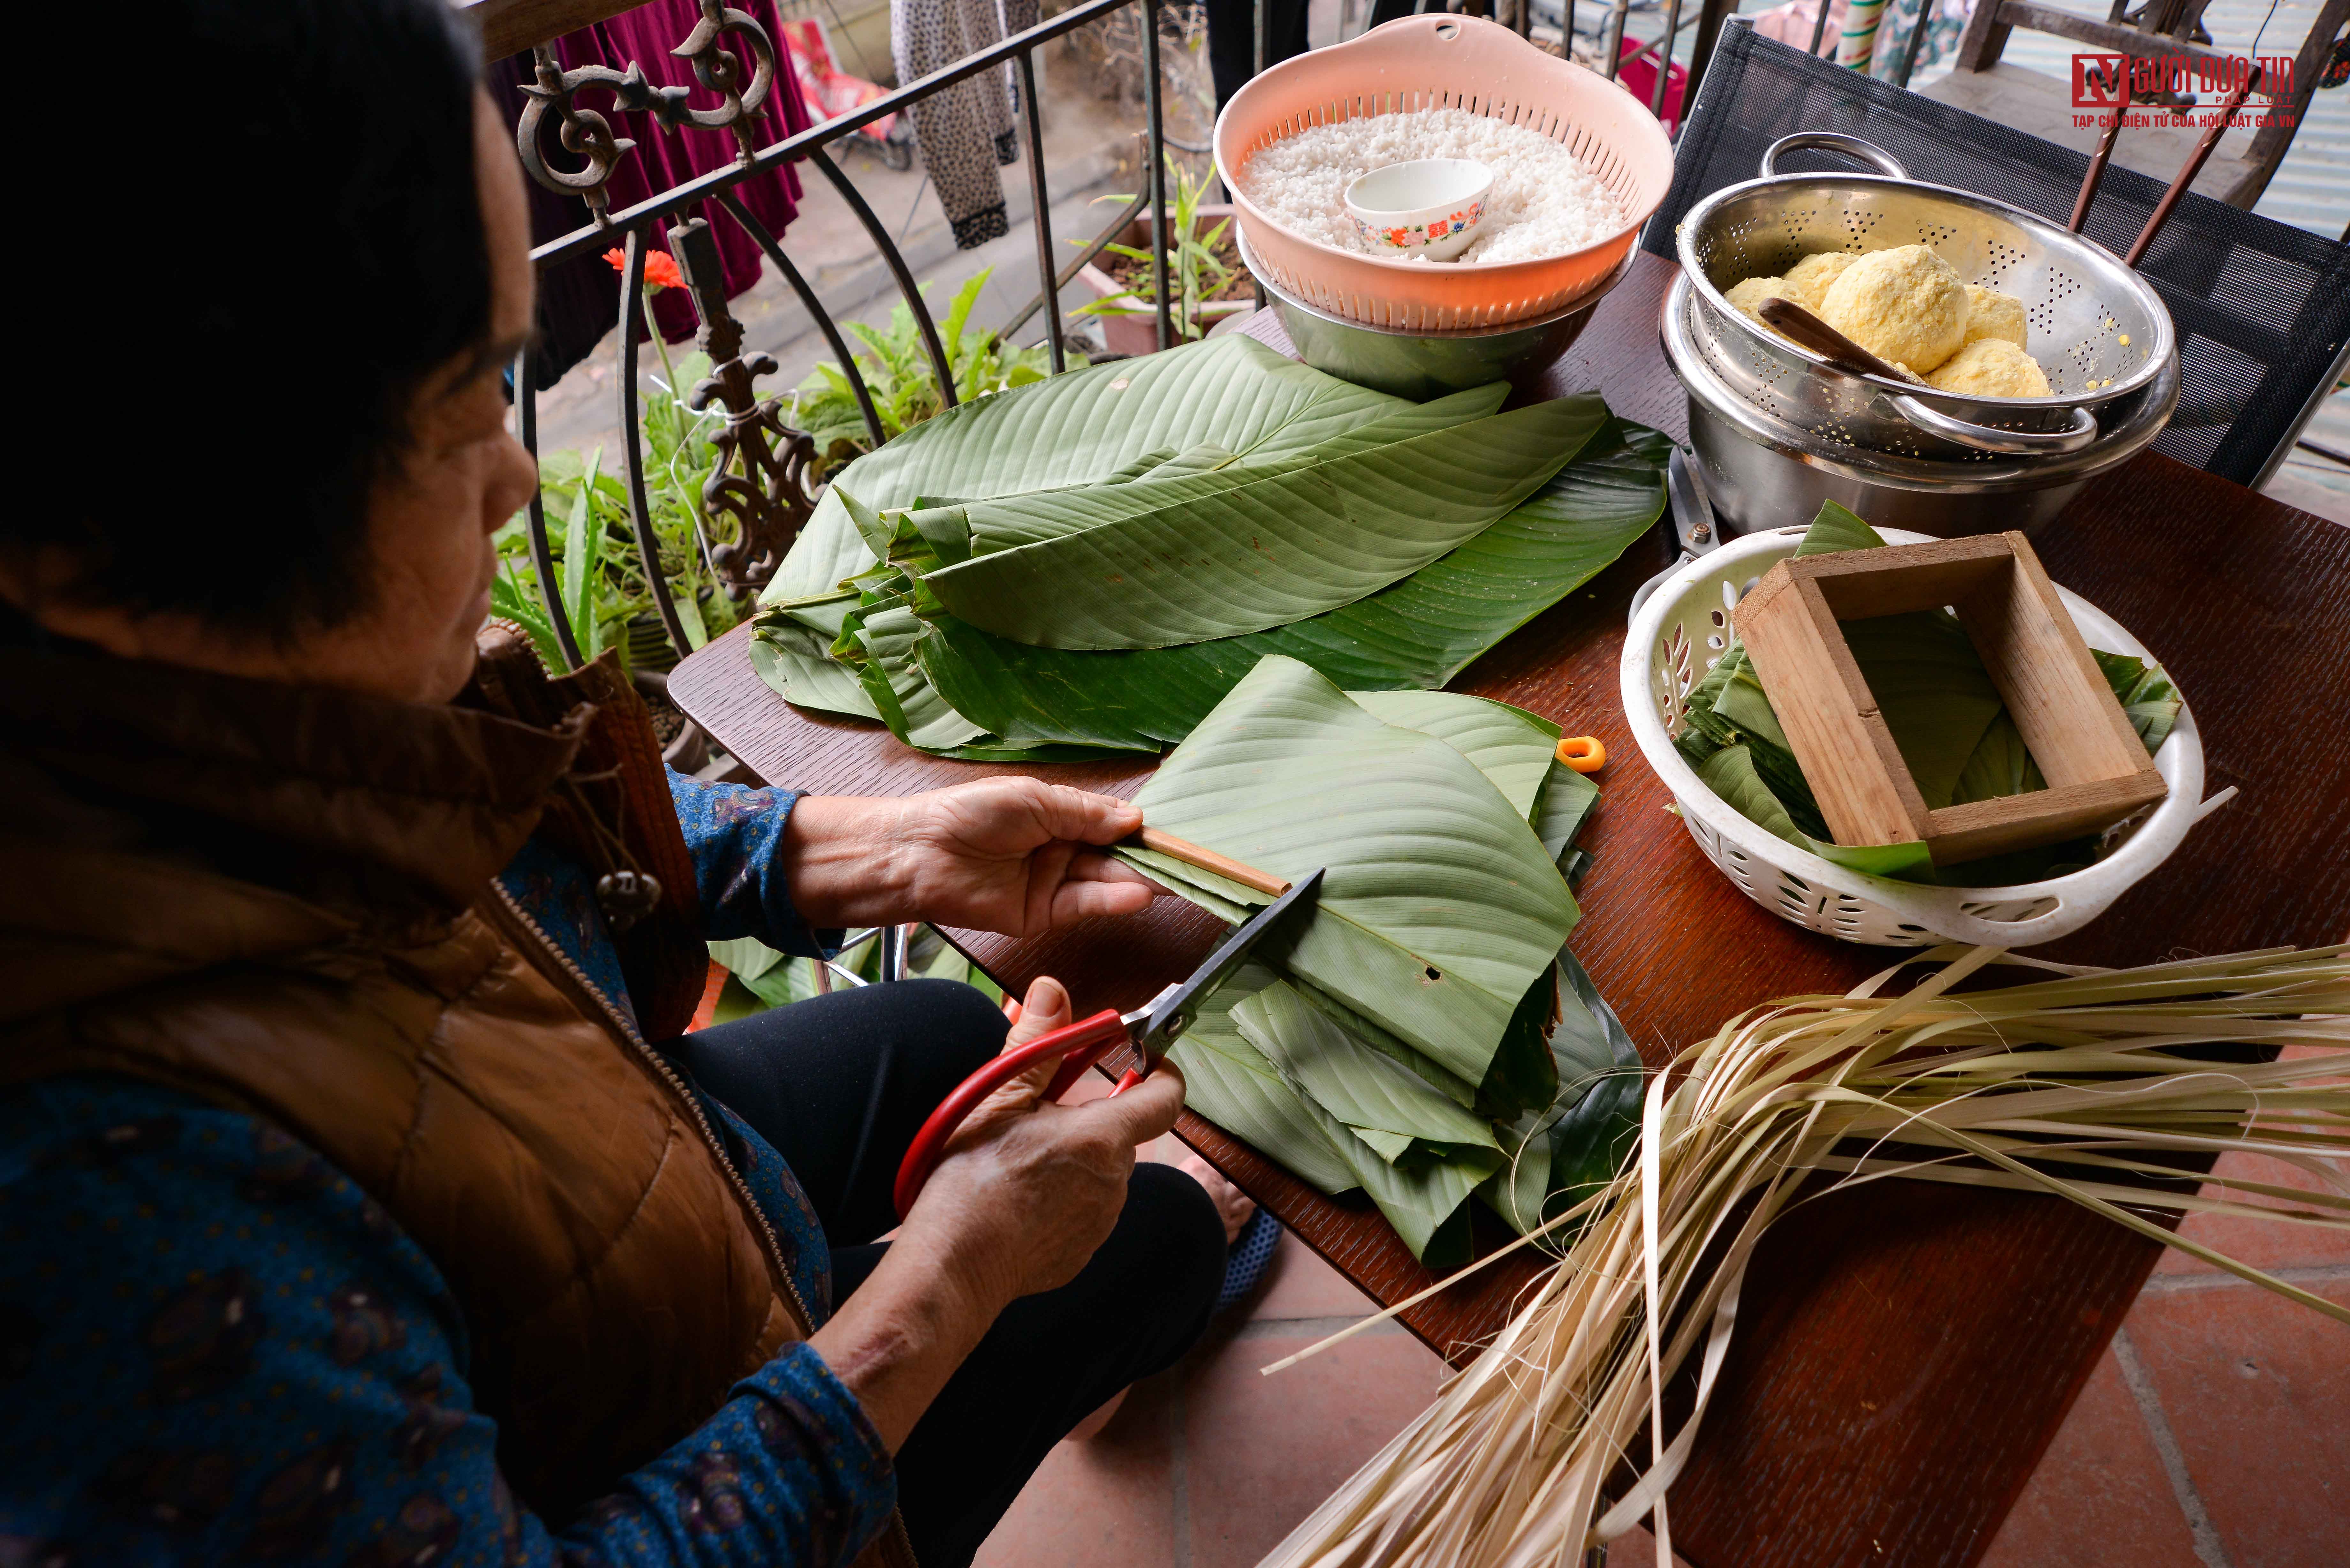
1619, 526, 2222, 947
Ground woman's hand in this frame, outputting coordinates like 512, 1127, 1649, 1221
784, 779, 1163, 934
905, 977, 1186, 1305
806, 978, 1186, 1450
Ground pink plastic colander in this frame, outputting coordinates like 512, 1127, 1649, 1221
1214, 16, 1675, 331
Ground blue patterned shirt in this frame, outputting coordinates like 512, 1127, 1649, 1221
0, 773, 891, 1567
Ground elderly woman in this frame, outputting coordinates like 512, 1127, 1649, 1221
0, 3, 1248, 1564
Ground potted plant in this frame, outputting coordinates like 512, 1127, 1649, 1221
1073, 155, 1256, 357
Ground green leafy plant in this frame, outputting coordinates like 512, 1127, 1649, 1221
789, 269, 1053, 479
1074, 152, 1251, 340
492, 349, 746, 674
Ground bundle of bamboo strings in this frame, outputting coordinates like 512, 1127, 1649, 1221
1255, 944, 2350, 1568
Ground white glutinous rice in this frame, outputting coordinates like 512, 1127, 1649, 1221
1239, 108, 1624, 264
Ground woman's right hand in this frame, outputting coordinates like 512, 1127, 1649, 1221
807, 976, 1185, 1450
903, 976, 1187, 1309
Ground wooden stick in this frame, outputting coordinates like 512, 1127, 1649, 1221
1132, 827, 1292, 896
2126, 68, 2261, 267
2070, 104, 2127, 232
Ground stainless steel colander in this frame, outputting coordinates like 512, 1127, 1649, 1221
1676, 133, 2178, 464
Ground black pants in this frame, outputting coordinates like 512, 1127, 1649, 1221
678, 980, 1226, 1568
1206, 0, 1311, 109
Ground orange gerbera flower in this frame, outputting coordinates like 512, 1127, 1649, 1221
604, 246, 687, 292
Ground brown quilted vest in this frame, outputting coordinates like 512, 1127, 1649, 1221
0, 628, 911, 1564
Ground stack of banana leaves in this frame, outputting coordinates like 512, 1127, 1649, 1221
750, 335, 1669, 760
1107, 656, 1645, 1270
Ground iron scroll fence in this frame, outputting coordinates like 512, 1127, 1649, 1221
508, 0, 1181, 676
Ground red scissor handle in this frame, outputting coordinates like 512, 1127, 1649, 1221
890, 1007, 1145, 1220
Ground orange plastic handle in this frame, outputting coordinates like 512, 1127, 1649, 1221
891, 1008, 1140, 1220
1556, 735, 1606, 773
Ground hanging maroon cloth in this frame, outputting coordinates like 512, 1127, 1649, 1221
499, 0, 817, 377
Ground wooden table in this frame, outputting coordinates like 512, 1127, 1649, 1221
671, 250, 2350, 1568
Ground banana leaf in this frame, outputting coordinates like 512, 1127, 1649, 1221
1114, 656, 1581, 1087
754, 337, 1415, 716
1532, 763, 1601, 866
1220, 973, 1500, 1267
1348, 690, 1561, 820
1232, 981, 1502, 1163
891, 421, 1668, 754
1480, 948, 1645, 1237
1165, 961, 1361, 1196
1696, 744, 1938, 881
916, 399, 1606, 649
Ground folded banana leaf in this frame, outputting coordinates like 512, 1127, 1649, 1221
1232, 981, 1502, 1165
1113, 655, 1581, 1089
1166, 961, 1363, 1198
1347, 690, 1559, 819
1480, 948, 1645, 1237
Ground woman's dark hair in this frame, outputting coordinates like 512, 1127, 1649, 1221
16, 0, 490, 637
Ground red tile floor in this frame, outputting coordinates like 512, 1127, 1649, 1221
973, 1143, 2348, 1568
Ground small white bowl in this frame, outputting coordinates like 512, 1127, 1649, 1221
1343, 158, 1493, 263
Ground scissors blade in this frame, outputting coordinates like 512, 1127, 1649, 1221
1132, 868, 1325, 1065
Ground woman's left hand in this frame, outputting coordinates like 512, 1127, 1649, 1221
783, 778, 1164, 935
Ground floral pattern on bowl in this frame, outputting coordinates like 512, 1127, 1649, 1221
1355, 198, 1486, 252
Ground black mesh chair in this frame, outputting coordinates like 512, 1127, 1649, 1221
1641, 21, 2350, 489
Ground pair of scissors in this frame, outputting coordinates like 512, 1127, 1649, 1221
890, 867, 1326, 1220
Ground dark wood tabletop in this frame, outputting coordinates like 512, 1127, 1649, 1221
670, 250, 2350, 1568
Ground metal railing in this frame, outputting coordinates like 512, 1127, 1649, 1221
509, 0, 1184, 678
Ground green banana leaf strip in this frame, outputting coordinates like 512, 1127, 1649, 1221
1532, 762, 1601, 866
1113, 656, 1580, 1087
894, 420, 1668, 753
1231, 981, 1501, 1161
1482, 947, 1645, 1237
920, 399, 1607, 649
1117, 846, 1264, 917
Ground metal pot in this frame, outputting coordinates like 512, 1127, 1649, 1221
1241, 229, 1628, 400
1663, 272, 2179, 537
1677, 132, 2179, 461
